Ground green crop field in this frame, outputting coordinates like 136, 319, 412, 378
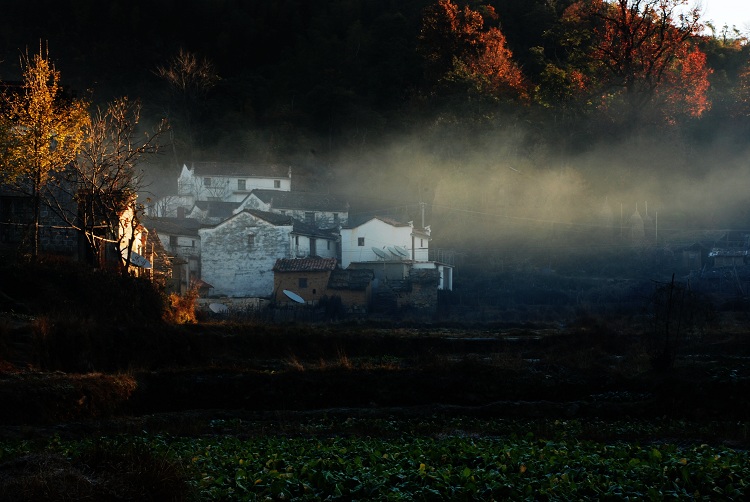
2, 418, 748, 501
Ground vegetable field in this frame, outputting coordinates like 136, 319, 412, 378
2, 418, 748, 500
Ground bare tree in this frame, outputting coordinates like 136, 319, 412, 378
49, 97, 168, 270
155, 49, 219, 161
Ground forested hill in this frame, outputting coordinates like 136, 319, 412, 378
3, 1, 747, 155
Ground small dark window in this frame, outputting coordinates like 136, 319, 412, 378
420, 239, 424, 247
248, 233, 255, 247
295, 235, 299, 246
203, 177, 212, 187
169, 235, 178, 247
327, 241, 331, 250
238, 179, 246, 190
299, 278, 308, 288
358, 237, 365, 246
333, 213, 339, 224
274, 180, 281, 188
191, 240, 195, 248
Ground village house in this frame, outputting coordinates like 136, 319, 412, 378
0, 184, 77, 258
234, 189, 349, 228
144, 216, 205, 293
272, 257, 338, 305
149, 162, 292, 218
341, 215, 453, 291
291, 220, 339, 259
0, 174, 153, 276
272, 257, 373, 313
199, 209, 294, 297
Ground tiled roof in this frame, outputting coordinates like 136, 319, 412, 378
251, 189, 349, 212
343, 215, 411, 229
194, 201, 240, 219
292, 220, 339, 239
190, 162, 289, 178
242, 209, 294, 226
143, 216, 206, 236
273, 257, 338, 273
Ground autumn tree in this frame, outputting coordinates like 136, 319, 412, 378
548, 0, 711, 124
49, 97, 168, 270
0, 47, 89, 260
418, 0, 528, 101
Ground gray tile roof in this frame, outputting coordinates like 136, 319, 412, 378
251, 189, 349, 212
189, 162, 289, 178
143, 216, 206, 236
194, 200, 241, 219
292, 220, 339, 239
273, 257, 338, 272
242, 209, 294, 226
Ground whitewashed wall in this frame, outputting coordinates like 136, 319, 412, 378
199, 212, 292, 297
341, 218, 428, 268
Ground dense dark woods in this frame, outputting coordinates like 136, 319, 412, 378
3, 0, 747, 162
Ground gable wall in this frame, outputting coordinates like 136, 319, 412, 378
341, 219, 413, 268
200, 213, 292, 297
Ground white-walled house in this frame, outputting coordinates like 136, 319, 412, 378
340, 216, 429, 268
149, 162, 292, 217
341, 216, 453, 291
199, 209, 293, 297
235, 189, 349, 228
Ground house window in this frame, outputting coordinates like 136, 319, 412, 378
333, 213, 339, 225
248, 233, 255, 248
421, 239, 424, 247
327, 241, 331, 250
203, 177, 212, 187
298, 278, 308, 288
295, 235, 299, 246
358, 237, 365, 246
274, 180, 281, 188
169, 235, 178, 248
305, 212, 315, 224
238, 179, 246, 190
191, 240, 195, 248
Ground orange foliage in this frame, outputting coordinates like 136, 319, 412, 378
419, 0, 527, 100
659, 48, 712, 121
164, 287, 198, 324
561, 0, 710, 122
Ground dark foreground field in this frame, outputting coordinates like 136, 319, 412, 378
1, 319, 749, 500
1, 263, 750, 499
1, 317, 750, 427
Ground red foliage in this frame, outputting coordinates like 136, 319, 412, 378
419, 0, 528, 100
561, 0, 710, 122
